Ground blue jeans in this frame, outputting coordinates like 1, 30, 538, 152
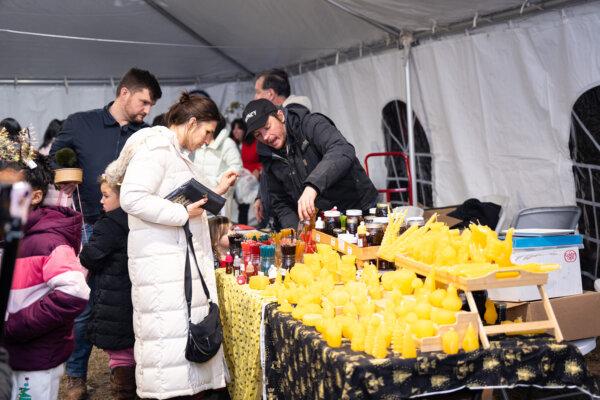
66, 222, 95, 378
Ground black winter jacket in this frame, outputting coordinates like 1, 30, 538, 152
263, 106, 378, 228
80, 208, 133, 350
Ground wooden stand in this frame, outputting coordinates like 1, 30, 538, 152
312, 230, 379, 266
395, 254, 564, 348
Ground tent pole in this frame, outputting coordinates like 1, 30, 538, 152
403, 34, 417, 206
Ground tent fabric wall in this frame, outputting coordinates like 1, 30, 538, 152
240, 3, 600, 223
0, 81, 254, 147
0, 85, 188, 145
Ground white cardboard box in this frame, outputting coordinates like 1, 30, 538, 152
488, 235, 583, 302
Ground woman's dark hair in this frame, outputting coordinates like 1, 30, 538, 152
40, 119, 63, 150
23, 153, 53, 199
0, 118, 22, 141
152, 113, 166, 127
230, 118, 254, 145
165, 92, 220, 127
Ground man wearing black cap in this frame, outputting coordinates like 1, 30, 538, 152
242, 99, 378, 228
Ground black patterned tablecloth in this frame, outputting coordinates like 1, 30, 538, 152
263, 303, 600, 399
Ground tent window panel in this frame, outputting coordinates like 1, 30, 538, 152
573, 165, 592, 202
570, 85, 600, 278
381, 100, 432, 207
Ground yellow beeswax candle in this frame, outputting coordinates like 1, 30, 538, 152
441, 328, 459, 355
402, 325, 417, 359
462, 323, 479, 352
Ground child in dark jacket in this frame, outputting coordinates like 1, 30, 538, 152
79, 170, 135, 399
4, 154, 89, 400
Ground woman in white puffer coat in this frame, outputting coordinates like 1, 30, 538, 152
193, 119, 242, 221
118, 93, 237, 399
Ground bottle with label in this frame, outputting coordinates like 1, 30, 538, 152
315, 217, 324, 231
233, 254, 241, 277
357, 222, 367, 248
245, 262, 255, 278
225, 252, 233, 274
260, 245, 276, 275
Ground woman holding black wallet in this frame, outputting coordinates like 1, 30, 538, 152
116, 93, 237, 399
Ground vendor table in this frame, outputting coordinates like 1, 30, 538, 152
216, 269, 268, 400
263, 303, 600, 399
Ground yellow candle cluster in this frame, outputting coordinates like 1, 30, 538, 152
378, 213, 559, 277
265, 241, 482, 358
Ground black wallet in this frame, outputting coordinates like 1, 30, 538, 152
165, 178, 226, 215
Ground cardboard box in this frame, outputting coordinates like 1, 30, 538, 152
423, 206, 462, 228
488, 235, 583, 301
504, 291, 600, 341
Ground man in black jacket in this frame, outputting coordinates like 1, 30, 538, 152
49, 67, 161, 400
242, 99, 378, 228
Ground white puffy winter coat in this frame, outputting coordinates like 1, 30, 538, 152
193, 128, 242, 220
120, 126, 226, 399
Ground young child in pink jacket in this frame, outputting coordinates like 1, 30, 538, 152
3, 154, 89, 400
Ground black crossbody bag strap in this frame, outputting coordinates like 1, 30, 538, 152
183, 222, 212, 320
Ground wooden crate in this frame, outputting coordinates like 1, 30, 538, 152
394, 254, 563, 348
417, 311, 480, 352
394, 254, 549, 291
312, 230, 379, 263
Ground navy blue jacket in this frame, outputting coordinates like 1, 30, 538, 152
50, 103, 147, 222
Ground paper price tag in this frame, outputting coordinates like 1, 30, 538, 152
347, 247, 353, 255
330, 237, 336, 246
337, 239, 345, 251
316, 234, 321, 242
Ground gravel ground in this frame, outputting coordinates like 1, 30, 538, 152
58, 342, 600, 399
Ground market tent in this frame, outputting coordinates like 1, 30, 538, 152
1, 0, 599, 226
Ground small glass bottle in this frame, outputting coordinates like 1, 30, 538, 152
225, 252, 233, 274
233, 254, 241, 277
315, 216, 324, 231
281, 239, 297, 270
357, 222, 367, 248
260, 245, 275, 275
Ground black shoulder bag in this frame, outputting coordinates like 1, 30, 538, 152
183, 222, 223, 363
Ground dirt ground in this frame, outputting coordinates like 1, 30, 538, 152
58, 341, 600, 400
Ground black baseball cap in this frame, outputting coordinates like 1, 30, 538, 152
242, 99, 277, 139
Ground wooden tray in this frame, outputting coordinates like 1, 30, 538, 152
417, 311, 480, 352
312, 230, 379, 262
394, 254, 549, 291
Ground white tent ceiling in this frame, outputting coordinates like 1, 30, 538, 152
0, 0, 582, 83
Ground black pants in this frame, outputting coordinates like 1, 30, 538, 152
238, 203, 250, 225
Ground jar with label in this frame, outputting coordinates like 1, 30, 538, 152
376, 203, 390, 217
366, 222, 385, 246
228, 232, 244, 258
281, 238, 297, 270
346, 209, 363, 235
323, 209, 341, 236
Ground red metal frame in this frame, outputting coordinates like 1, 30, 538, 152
364, 152, 413, 205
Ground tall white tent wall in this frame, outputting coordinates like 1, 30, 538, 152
233, 4, 600, 223
1, 84, 195, 145
412, 4, 600, 221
